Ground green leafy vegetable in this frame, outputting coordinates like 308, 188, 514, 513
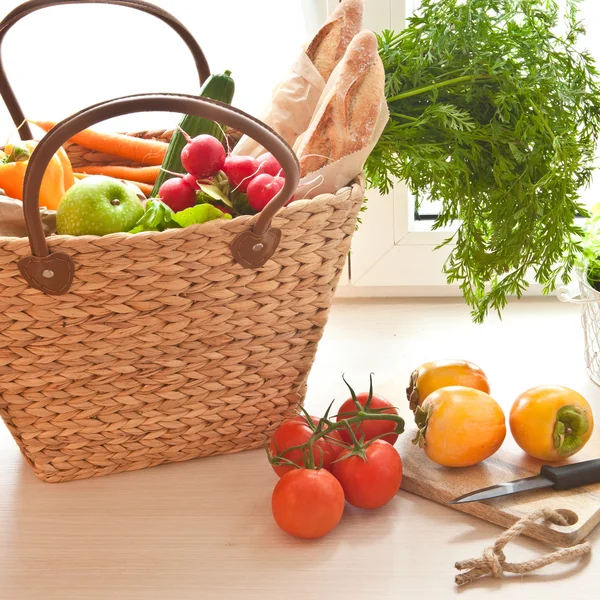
367, 0, 600, 321
129, 199, 230, 233
129, 199, 180, 233
171, 203, 232, 228
580, 204, 600, 289
199, 183, 233, 208
195, 170, 235, 209
230, 190, 256, 216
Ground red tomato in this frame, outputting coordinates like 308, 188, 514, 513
269, 416, 343, 478
298, 416, 344, 472
336, 393, 400, 445
272, 469, 345, 538
332, 440, 403, 509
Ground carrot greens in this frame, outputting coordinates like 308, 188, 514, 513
367, 0, 600, 322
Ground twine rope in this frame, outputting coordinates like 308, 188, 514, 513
455, 508, 592, 586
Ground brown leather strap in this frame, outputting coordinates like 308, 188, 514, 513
0, 0, 210, 140
18, 93, 300, 294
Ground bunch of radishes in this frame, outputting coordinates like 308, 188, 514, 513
158, 132, 289, 215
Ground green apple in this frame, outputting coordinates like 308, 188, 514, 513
56, 176, 144, 236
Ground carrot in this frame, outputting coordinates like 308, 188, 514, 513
73, 172, 154, 196
125, 181, 153, 196
74, 165, 160, 184
31, 120, 168, 166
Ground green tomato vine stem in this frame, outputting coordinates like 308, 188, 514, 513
267, 410, 405, 470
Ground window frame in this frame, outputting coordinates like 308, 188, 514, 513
337, 0, 460, 295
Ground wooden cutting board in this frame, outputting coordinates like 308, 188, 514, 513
397, 431, 600, 547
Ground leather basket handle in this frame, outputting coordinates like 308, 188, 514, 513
0, 0, 211, 140
17, 93, 300, 295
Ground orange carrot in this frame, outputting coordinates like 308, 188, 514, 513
73, 172, 153, 196
74, 165, 160, 184
31, 120, 167, 166
126, 181, 153, 196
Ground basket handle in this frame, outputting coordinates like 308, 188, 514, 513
17, 93, 300, 295
0, 0, 211, 140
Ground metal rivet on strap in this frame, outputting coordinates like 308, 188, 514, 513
252, 243, 264, 252
42, 270, 54, 279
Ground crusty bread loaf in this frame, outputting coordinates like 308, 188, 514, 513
306, 0, 364, 82
296, 30, 385, 177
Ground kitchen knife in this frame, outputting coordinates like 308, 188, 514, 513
449, 458, 600, 504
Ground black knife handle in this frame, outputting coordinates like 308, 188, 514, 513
541, 458, 600, 490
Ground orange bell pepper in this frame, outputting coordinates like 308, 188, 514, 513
55, 145, 75, 190
0, 140, 73, 211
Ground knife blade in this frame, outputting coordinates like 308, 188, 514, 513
449, 458, 600, 504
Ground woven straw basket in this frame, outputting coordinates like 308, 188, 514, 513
0, 0, 364, 483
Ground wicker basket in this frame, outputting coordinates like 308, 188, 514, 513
0, 0, 364, 483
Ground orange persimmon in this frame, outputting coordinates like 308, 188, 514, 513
510, 385, 594, 462
407, 359, 490, 411
413, 386, 506, 467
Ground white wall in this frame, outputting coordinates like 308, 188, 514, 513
0, 0, 322, 138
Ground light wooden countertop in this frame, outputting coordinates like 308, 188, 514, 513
1, 297, 598, 599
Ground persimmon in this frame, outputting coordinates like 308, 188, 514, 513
407, 360, 490, 410
510, 386, 594, 461
413, 386, 506, 467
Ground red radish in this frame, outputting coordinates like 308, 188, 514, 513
183, 173, 201, 191
247, 174, 286, 211
223, 155, 259, 192
257, 152, 284, 177
181, 134, 226, 178
158, 177, 196, 212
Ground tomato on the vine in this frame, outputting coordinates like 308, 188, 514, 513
269, 415, 344, 478
272, 468, 345, 539
332, 440, 403, 509
336, 392, 400, 446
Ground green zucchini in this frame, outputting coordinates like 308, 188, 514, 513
151, 70, 235, 196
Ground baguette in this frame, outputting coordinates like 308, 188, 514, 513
296, 30, 385, 177
306, 0, 364, 82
